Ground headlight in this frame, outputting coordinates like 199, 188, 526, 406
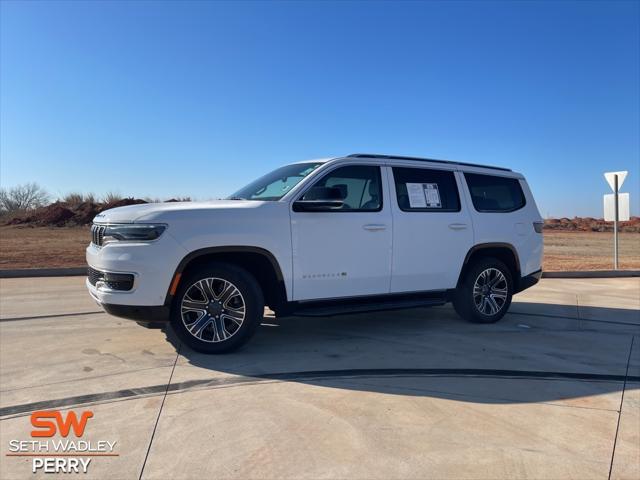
101, 224, 166, 246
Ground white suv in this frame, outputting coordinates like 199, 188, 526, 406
86, 154, 543, 353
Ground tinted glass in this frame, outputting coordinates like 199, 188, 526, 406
230, 162, 322, 201
302, 165, 382, 211
392, 167, 460, 212
465, 173, 526, 212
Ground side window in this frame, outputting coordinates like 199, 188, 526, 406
464, 173, 526, 212
300, 165, 382, 211
392, 167, 460, 212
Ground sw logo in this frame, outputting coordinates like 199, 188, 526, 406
30, 410, 94, 438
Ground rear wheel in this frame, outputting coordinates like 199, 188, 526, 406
170, 263, 264, 353
453, 257, 513, 323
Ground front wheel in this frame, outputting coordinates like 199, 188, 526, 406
170, 263, 264, 353
453, 257, 513, 323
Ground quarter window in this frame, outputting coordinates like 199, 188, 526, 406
392, 167, 460, 212
464, 173, 526, 212
300, 165, 382, 212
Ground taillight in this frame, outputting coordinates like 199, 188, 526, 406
533, 221, 544, 233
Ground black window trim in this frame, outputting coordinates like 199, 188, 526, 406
464, 172, 527, 213
391, 166, 462, 213
292, 164, 384, 213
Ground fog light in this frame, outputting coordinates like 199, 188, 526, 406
90, 270, 135, 291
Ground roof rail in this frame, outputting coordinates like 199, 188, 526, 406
346, 153, 512, 172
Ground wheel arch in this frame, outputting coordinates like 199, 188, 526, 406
165, 246, 288, 312
458, 243, 521, 288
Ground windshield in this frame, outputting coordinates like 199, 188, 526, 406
229, 162, 323, 201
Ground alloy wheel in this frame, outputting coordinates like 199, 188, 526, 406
473, 268, 508, 316
180, 277, 246, 343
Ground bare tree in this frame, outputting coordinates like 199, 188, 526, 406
0, 183, 50, 213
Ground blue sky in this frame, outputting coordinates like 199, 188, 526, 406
1, 0, 638, 217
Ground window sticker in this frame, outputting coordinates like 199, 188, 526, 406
406, 183, 427, 208
406, 182, 442, 208
424, 183, 441, 208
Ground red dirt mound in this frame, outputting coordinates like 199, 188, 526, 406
72, 202, 101, 225
543, 216, 639, 233
102, 198, 147, 210
2, 198, 149, 227
21, 203, 76, 226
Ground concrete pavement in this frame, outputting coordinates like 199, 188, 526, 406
0, 276, 638, 479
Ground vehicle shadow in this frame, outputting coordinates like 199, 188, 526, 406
165, 301, 640, 405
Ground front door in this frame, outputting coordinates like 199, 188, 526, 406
290, 164, 392, 301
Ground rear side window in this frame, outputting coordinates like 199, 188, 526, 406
392, 167, 460, 212
465, 173, 526, 212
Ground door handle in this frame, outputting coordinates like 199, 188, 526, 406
363, 224, 387, 231
448, 223, 468, 230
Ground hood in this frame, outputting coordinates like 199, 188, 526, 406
93, 200, 268, 224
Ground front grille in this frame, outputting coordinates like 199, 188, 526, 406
87, 267, 134, 291
91, 224, 106, 246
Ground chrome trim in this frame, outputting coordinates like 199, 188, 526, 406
91, 224, 107, 247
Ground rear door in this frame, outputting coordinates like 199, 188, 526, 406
290, 164, 393, 300
461, 170, 542, 276
389, 165, 474, 292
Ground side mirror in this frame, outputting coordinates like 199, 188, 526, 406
293, 186, 344, 212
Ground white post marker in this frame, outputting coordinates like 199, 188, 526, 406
603, 171, 629, 270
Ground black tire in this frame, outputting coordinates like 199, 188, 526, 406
452, 257, 513, 324
170, 262, 264, 353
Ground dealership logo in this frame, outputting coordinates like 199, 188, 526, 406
6, 410, 118, 474
31, 411, 94, 438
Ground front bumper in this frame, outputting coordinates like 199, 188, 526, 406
87, 277, 170, 322
515, 269, 542, 293
85, 232, 187, 321
102, 303, 169, 322
85, 233, 186, 306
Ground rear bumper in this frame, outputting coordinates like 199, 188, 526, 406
516, 269, 542, 293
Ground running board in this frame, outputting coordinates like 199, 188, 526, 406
289, 294, 447, 317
